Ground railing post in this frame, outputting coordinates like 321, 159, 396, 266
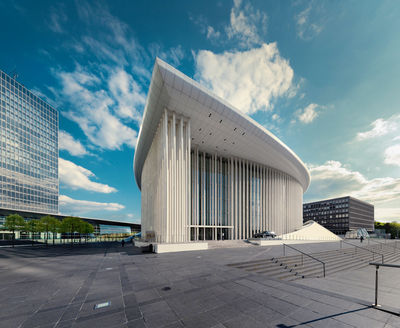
323, 263, 326, 278
374, 265, 379, 307
283, 244, 285, 256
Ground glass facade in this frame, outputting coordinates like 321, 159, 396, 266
0, 70, 58, 214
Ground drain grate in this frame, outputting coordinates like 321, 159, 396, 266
94, 301, 111, 309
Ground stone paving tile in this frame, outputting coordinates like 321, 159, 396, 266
2, 242, 400, 328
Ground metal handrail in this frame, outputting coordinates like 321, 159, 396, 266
283, 243, 325, 277
369, 262, 400, 308
369, 239, 397, 253
340, 240, 384, 263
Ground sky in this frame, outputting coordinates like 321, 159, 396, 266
0, 0, 399, 223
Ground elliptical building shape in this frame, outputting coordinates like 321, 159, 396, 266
134, 59, 310, 244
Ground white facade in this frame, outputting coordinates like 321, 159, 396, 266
135, 59, 310, 243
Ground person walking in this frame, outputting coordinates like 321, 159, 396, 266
360, 235, 364, 243
121, 239, 125, 247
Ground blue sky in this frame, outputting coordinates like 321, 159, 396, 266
1, 0, 399, 223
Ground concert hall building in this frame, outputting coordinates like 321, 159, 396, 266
134, 59, 310, 245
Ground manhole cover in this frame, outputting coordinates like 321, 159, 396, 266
94, 301, 111, 309
161, 286, 171, 291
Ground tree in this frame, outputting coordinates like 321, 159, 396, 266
4, 214, 25, 247
39, 216, 56, 245
60, 217, 83, 246
25, 219, 39, 246
48, 218, 60, 245
80, 222, 94, 243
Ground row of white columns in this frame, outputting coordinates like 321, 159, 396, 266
142, 109, 303, 243
141, 109, 191, 243
190, 152, 303, 240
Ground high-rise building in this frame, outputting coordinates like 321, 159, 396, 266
303, 196, 374, 235
0, 70, 58, 214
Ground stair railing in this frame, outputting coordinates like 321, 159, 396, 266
340, 240, 384, 263
369, 239, 397, 253
369, 262, 400, 308
283, 243, 325, 278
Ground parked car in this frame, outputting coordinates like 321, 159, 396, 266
253, 231, 276, 239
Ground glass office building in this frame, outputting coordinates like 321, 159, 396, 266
0, 70, 58, 214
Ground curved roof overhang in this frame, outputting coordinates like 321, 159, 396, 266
134, 58, 310, 192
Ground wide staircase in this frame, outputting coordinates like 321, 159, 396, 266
228, 240, 400, 281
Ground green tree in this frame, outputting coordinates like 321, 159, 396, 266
60, 217, 83, 246
25, 219, 39, 246
4, 214, 25, 247
39, 216, 56, 245
48, 218, 60, 245
80, 222, 94, 243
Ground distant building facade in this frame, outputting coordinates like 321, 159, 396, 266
0, 70, 58, 214
303, 196, 374, 235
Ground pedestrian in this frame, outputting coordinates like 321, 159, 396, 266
121, 239, 125, 247
360, 236, 364, 243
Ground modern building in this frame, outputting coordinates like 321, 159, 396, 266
0, 70, 58, 214
303, 196, 374, 235
134, 59, 310, 244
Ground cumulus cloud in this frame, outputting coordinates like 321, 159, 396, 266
385, 144, 400, 167
295, 5, 323, 40
195, 43, 294, 114
296, 103, 320, 124
356, 115, 400, 141
59, 195, 124, 214
305, 160, 400, 220
59, 158, 117, 193
59, 131, 88, 156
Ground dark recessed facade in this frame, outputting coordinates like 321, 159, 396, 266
303, 196, 374, 235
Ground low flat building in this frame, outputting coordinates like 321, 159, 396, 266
0, 207, 140, 240
303, 196, 374, 235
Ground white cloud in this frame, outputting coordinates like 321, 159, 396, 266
226, 0, 267, 48
195, 43, 294, 114
305, 160, 400, 220
207, 26, 221, 40
108, 69, 145, 121
59, 131, 88, 156
51, 2, 182, 151
295, 5, 323, 40
356, 115, 399, 141
384, 144, 400, 167
57, 67, 139, 150
59, 195, 124, 214
59, 158, 117, 193
296, 103, 319, 124
375, 208, 400, 222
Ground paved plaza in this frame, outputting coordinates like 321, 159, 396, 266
1, 242, 400, 328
